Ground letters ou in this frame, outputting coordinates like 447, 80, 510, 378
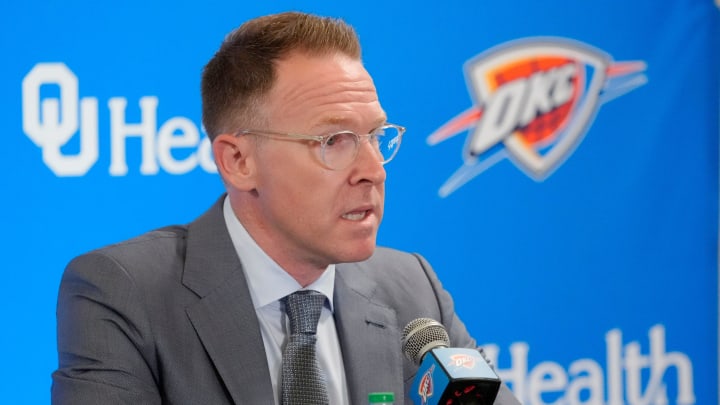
22, 63, 99, 176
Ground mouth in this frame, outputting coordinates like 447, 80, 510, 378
341, 209, 372, 221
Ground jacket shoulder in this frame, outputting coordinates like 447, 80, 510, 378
65, 225, 190, 289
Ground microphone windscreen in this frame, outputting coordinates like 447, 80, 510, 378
401, 318, 450, 365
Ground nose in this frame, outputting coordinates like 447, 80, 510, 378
349, 137, 386, 185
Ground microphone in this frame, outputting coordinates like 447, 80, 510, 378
402, 318, 501, 405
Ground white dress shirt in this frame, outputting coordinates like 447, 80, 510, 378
223, 197, 350, 405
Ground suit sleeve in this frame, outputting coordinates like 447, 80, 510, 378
52, 252, 162, 405
411, 253, 522, 405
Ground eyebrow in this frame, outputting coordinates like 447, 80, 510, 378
313, 115, 388, 131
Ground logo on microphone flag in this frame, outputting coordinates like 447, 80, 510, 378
418, 364, 435, 404
427, 37, 647, 197
448, 353, 476, 369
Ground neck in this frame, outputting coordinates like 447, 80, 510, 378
229, 194, 331, 287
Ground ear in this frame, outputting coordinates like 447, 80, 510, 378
212, 133, 258, 191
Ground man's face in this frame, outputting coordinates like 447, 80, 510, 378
249, 51, 387, 271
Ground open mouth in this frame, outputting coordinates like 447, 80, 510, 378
341, 209, 370, 221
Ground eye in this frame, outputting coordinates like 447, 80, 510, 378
325, 132, 357, 148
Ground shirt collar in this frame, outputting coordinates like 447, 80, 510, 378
222, 196, 336, 311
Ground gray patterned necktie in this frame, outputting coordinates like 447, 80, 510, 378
281, 290, 329, 405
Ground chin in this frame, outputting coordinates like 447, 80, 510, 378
336, 241, 376, 263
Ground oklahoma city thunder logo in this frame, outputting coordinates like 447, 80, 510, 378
428, 37, 647, 197
418, 364, 435, 404
448, 353, 476, 369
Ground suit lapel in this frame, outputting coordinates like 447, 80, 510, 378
335, 262, 405, 404
182, 197, 275, 404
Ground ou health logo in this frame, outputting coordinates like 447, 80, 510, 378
428, 37, 648, 197
22, 63, 216, 177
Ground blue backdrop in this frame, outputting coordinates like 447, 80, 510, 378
2, 1, 718, 404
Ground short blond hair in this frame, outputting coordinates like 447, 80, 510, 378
201, 12, 362, 139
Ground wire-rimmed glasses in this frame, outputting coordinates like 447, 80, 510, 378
236, 123, 405, 170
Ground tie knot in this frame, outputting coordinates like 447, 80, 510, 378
284, 290, 326, 335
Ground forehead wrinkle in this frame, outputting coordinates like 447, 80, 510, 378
308, 96, 386, 132
265, 53, 386, 132
281, 77, 378, 106
277, 78, 384, 130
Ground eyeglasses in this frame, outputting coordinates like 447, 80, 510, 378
236, 123, 406, 170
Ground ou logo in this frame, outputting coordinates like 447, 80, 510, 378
22, 63, 99, 176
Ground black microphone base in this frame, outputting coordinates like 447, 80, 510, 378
437, 380, 500, 405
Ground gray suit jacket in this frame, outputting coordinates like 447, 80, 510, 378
52, 197, 519, 405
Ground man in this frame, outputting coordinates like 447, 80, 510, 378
52, 12, 520, 405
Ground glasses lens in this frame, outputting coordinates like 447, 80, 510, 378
375, 125, 402, 163
321, 125, 404, 169
322, 132, 359, 169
